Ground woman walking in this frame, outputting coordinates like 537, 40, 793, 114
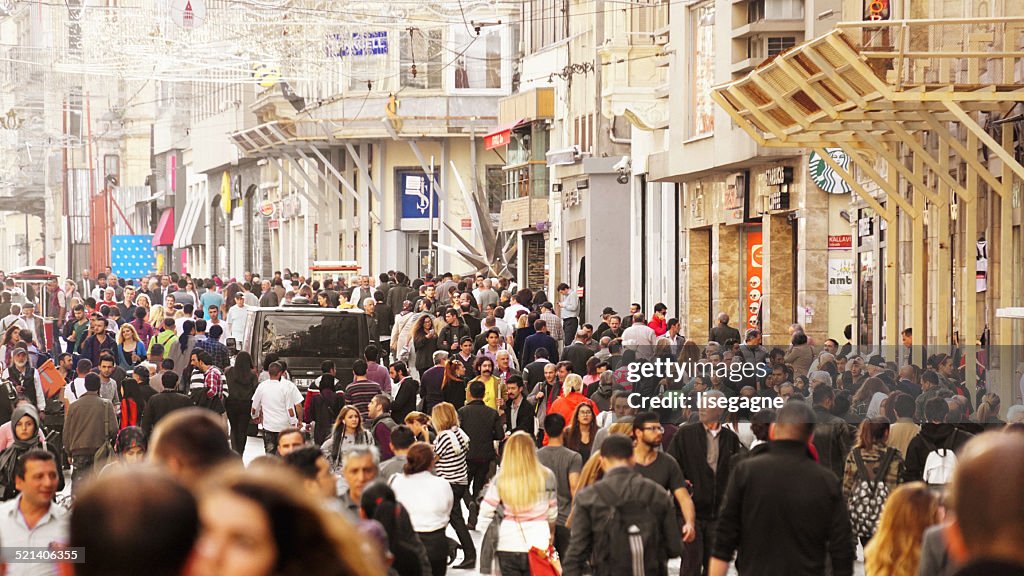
322, 406, 374, 474
431, 402, 475, 569
224, 351, 258, 454
390, 442, 455, 576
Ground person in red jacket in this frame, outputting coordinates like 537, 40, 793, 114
648, 302, 669, 336
549, 373, 598, 433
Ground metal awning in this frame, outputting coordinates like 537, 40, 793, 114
483, 119, 523, 150
173, 191, 206, 249
152, 208, 175, 246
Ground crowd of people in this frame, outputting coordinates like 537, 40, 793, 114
0, 267, 1021, 575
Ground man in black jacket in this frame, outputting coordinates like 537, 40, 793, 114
666, 390, 746, 576
810, 384, 853, 479
521, 319, 559, 369
561, 330, 595, 376
140, 372, 193, 439
563, 434, 683, 576
388, 361, 418, 424
903, 397, 974, 483
522, 347, 552, 392
437, 308, 471, 352
502, 375, 533, 437
710, 400, 855, 576
458, 380, 504, 530
709, 313, 741, 346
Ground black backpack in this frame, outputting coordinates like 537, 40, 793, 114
591, 475, 663, 576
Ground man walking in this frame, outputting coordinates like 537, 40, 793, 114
251, 362, 303, 455
63, 373, 118, 493
0, 450, 68, 576
563, 434, 683, 576
709, 400, 855, 576
458, 380, 504, 530
536, 413, 582, 558
709, 313, 741, 346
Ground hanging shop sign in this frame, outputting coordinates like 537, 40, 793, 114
828, 234, 852, 249
863, 0, 890, 21
764, 166, 793, 186
400, 171, 440, 219
258, 200, 276, 217
809, 149, 853, 194
745, 230, 763, 330
828, 258, 854, 295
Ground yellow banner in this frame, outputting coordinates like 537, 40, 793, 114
221, 171, 232, 215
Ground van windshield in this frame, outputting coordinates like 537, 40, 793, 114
259, 313, 360, 359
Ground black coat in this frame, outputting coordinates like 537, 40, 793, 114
666, 422, 746, 522
140, 390, 194, 438
522, 359, 551, 392
504, 396, 534, 438
458, 400, 503, 462
522, 332, 559, 368
812, 405, 854, 480
563, 467, 682, 576
712, 440, 855, 576
709, 324, 741, 345
902, 423, 974, 483
391, 377, 419, 424
561, 343, 594, 376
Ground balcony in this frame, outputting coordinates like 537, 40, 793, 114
498, 196, 549, 232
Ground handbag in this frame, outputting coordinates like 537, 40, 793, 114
93, 405, 117, 469
528, 546, 562, 576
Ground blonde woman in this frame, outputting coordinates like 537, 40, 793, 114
479, 431, 557, 574
566, 452, 604, 528
115, 323, 147, 369
974, 393, 1004, 427
148, 305, 166, 331
864, 482, 941, 576
404, 411, 435, 443
430, 402, 475, 569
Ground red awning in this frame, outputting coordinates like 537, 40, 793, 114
152, 208, 175, 246
484, 119, 523, 150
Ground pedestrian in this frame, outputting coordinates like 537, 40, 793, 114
863, 482, 941, 576
344, 360, 383, 421
503, 375, 533, 438
188, 465, 384, 576
282, 445, 341, 506
224, 351, 258, 454
561, 331, 595, 376
536, 413, 582, 558
458, 380, 504, 530
564, 401, 599, 461
63, 373, 118, 493
562, 434, 683, 576
944, 431, 1024, 575
251, 362, 303, 455
120, 367, 156, 429
390, 442, 455, 576
306, 372, 343, 447
468, 356, 502, 411
1, 347, 46, 415
478, 431, 557, 576
556, 283, 579, 348
404, 411, 435, 443
550, 373, 598, 428
709, 399, 855, 576
412, 315, 440, 379
368, 394, 398, 460
903, 397, 973, 484
98, 426, 148, 475
441, 358, 468, 409
379, 424, 415, 481
140, 372, 193, 438
430, 402, 475, 569
0, 450, 67, 576
322, 406, 374, 474
337, 445, 379, 520
842, 417, 903, 544
0, 406, 64, 500
147, 407, 238, 488
390, 361, 419, 424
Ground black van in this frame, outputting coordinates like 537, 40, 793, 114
232, 305, 370, 391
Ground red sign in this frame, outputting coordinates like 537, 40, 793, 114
485, 130, 511, 150
864, 0, 890, 20
745, 231, 763, 330
828, 234, 852, 249
461, 218, 472, 229
268, 218, 280, 230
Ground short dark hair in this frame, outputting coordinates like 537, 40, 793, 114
925, 397, 949, 423
71, 467, 198, 576
600, 435, 634, 460
194, 319, 207, 332
812, 384, 835, 406
364, 345, 380, 361
543, 413, 567, 438
58, 352, 73, 363
631, 411, 660, 436
353, 359, 368, 376
161, 372, 179, 390
372, 394, 391, 413
84, 373, 101, 392
98, 353, 116, 366
14, 449, 55, 480
468, 380, 486, 399
506, 374, 524, 389
321, 360, 336, 373
389, 361, 408, 377
283, 446, 326, 480
161, 359, 175, 372
195, 351, 213, 366
277, 428, 305, 446
654, 303, 667, 313
534, 347, 549, 359
151, 408, 234, 475
208, 324, 223, 339
76, 358, 93, 374
389, 425, 415, 450
894, 393, 916, 418
775, 399, 817, 440
150, 343, 165, 357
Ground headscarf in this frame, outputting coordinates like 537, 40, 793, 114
8, 405, 42, 451
114, 426, 147, 455
319, 374, 340, 408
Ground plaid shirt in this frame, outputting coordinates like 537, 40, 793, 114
193, 336, 231, 370
204, 365, 226, 398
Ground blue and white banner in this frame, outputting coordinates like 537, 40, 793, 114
112, 235, 156, 279
400, 171, 440, 219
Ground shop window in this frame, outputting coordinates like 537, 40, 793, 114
451, 25, 506, 92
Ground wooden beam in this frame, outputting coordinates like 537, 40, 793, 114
998, 124, 1015, 410
856, 131, 943, 206
919, 114, 999, 196
748, 75, 811, 129
822, 34, 895, 98
801, 48, 869, 108
884, 120, 970, 203
944, 99, 1024, 185
725, 85, 790, 141
845, 147, 921, 218
710, 90, 771, 146
774, 57, 839, 118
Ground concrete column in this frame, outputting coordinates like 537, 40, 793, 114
797, 184, 830, 344
711, 223, 740, 337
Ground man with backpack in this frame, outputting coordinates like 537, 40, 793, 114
563, 434, 683, 576
903, 397, 974, 485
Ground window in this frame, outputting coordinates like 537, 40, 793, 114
485, 165, 505, 212
326, 31, 395, 93
691, 2, 716, 137
451, 25, 505, 91
527, 0, 568, 53
767, 36, 797, 56
401, 28, 443, 90
259, 313, 361, 360
765, 0, 804, 20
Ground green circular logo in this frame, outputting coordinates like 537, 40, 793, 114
809, 149, 852, 194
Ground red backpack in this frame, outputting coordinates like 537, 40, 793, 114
120, 398, 139, 429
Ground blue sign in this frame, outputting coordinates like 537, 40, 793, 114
400, 171, 440, 219
327, 31, 388, 58
111, 235, 155, 280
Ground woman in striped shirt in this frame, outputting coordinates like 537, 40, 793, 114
431, 402, 475, 569
479, 431, 558, 575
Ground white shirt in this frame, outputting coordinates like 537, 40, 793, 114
622, 323, 658, 359
251, 377, 303, 433
226, 305, 249, 343
0, 496, 69, 576
64, 377, 87, 404
390, 471, 454, 532
503, 304, 528, 325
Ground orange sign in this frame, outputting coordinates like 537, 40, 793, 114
745, 230, 763, 329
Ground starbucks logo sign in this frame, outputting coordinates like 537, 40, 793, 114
809, 148, 852, 194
